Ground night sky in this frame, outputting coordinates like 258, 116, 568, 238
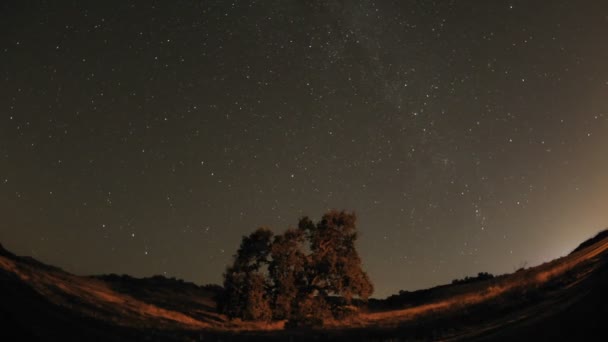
2, 1, 608, 298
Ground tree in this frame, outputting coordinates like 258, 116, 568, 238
219, 210, 374, 324
219, 228, 273, 321
268, 228, 306, 319
299, 211, 373, 314
242, 272, 272, 321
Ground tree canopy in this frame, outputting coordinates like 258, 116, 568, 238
219, 210, 373, 325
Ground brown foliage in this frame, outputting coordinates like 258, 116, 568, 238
220, 210, 374, 324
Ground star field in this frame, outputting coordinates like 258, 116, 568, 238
1, 1, 608, 297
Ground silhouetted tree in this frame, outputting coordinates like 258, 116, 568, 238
451, 272, 495, 285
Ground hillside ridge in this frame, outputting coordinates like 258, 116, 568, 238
1, 230, 608, 341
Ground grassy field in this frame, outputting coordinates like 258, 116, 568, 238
1, 231, 608, 341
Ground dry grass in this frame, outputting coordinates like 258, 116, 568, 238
2, 236, 607, 335
352, 238, 608, 328
0, 254, 211, 329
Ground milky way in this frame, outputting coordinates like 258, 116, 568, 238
1, 1, 608, 297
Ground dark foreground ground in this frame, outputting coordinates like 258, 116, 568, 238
2, 230, 608, 341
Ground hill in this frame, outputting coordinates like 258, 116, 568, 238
1, 230, 608, 341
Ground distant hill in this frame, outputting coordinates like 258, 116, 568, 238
1, 230, 608, 341
571, 229, 608, 254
